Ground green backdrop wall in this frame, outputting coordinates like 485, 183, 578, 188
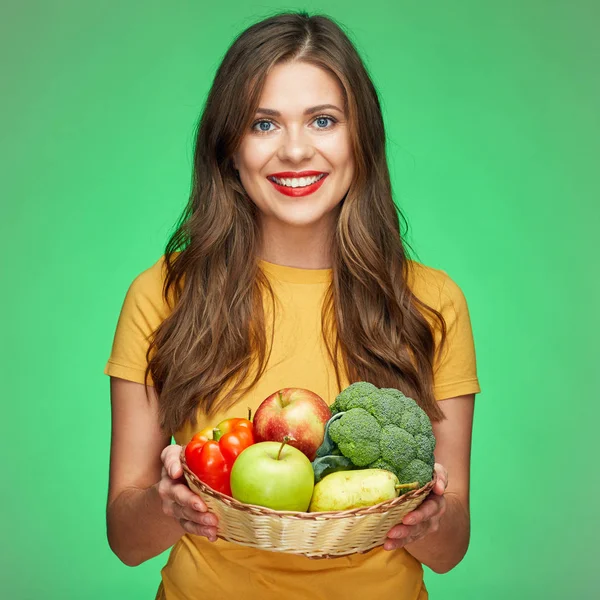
2, 1, 597, 598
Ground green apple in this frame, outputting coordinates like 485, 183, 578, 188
230, 439, 314, 511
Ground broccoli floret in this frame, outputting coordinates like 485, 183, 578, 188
418, 410, 434, 436
324, 382, 436, 486
380, 425, 417, 472
328, 407, 381, 466
331, 381, 380, 414
369, 391, 406, 426
367, 457, 396, 472
399, 459, 434, 488
414, 433, 435, 463
379, 388, 418, 410
397, 409, 421, 436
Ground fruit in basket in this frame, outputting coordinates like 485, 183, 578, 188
230, 438, 314, 511
322, 382, 436, 488
308, 468, 419, 512
253, 388, 332, 461
185, 417, 254, 496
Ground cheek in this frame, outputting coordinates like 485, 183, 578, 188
320, 136, 353, 172
238, 141, 274, 174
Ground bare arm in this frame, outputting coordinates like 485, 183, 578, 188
106, 377, 217, 566
386, 394, 475, 573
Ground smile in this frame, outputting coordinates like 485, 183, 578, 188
267, 173, 328, 197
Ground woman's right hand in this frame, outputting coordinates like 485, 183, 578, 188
157, 444, 219, 542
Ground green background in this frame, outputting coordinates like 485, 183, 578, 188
2, 1, 598, 598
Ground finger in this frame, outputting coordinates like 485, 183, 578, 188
433, 473, 446, 495
401, 496, 444, 526
162, 445, 184, 479
433, 463, 448, 493
160, 446, 182, 479
386, 518, 436, 549
383, 536, 411, 551
385, 523, 435, 550
419, 496, 445, 523
174, 503, 218, 527
179, 518, 218, 541
171, 483, 210, 514
400, 505, 429, 526
387, 523, 411, 539
398, 533, 422, 547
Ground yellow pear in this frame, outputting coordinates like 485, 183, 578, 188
308, 469, 418, 512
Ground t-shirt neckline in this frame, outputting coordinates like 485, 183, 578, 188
258, 259, 332, 284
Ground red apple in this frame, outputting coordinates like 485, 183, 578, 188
253, 388, 332, 461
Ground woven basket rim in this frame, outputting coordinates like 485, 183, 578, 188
180, 446, 436, 518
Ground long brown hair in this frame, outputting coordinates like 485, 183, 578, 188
145, 11, 447, 435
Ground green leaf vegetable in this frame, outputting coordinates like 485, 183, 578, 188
325, 382, 436, 489
312, 412, 355, 482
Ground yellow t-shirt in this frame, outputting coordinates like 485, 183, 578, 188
104, 256, 481, 600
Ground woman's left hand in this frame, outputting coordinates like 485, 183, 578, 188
383, 463, 448, 551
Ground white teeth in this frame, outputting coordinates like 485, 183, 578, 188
271, 174, 325, 187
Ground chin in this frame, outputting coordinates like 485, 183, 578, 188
276, 204, 340, 226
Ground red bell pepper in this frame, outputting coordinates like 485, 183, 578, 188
184, 416, 254, 496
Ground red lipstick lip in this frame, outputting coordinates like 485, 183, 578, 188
268, 173, 328, 197
267, 170, 327, 178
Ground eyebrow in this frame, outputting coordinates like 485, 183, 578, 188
255, 104, 344, 117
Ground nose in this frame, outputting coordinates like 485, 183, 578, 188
276, 125, 315, 163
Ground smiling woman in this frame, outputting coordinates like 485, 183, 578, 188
233, 61, 354, 251
104, 9, 480, 600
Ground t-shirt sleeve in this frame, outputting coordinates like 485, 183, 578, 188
432, 272, 481, 400
104, 258, 171, 386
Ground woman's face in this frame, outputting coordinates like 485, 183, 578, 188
233, 61, 354, 236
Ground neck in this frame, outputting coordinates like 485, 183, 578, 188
258, 217, 335, 269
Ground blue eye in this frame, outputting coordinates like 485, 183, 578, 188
254, 120, 275, 133
258, 121, 273, 131
315, 116, 334, 128
251, 115, 337, 135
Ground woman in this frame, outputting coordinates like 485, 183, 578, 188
105, 11, 480, 599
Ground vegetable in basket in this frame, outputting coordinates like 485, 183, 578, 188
185, 416, 254, 496
314, 382, 436, 489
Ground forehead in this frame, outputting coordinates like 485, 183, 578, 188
257, 61, 345, 114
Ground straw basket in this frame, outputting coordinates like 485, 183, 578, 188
180, 447, 436, 559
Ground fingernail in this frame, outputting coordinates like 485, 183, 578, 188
405, 517, 416, 525
193, 503, 204, 512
